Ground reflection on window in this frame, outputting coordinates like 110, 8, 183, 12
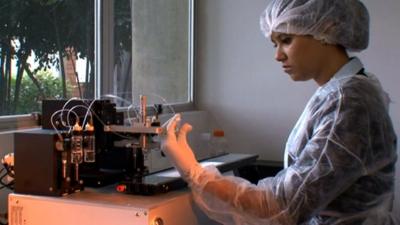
0, 0, 94, 116
113, 0, 133, 106
112, 0, 192, 107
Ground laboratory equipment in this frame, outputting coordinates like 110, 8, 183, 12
14, 96, 168, 196
14, 96, 258, 198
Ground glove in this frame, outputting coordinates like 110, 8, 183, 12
161, 114, 202, 179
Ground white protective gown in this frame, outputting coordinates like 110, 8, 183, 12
185, 58, 398, 225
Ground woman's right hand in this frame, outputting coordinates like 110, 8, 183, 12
161, 114, 200, 178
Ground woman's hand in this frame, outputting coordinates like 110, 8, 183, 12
161, 114, 200, 177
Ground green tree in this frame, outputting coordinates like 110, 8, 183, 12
10, 69, 71, 114
0, 0, 94, 116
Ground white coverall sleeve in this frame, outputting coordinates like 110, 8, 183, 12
184, 91, 373, 225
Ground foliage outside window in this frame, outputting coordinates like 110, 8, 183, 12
0, 0, 95, 116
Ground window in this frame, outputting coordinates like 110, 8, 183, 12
0, 0, 95, 116
0, 0, 194, 130
104, 0, 194, 106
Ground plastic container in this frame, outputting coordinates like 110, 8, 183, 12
209, 129, 228, 157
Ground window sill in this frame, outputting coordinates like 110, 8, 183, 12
0, 114, 40, 133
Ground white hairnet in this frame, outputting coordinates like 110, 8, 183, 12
260, 0, 370, 52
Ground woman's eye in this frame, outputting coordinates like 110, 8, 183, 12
271, 34, 292, 48
281, 36, 292, 44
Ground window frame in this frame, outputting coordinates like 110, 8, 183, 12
0, 0, 195, 132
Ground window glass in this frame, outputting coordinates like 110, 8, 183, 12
0, 0, 94, 116
112, 0, 192, 107
0, 0, 192, 117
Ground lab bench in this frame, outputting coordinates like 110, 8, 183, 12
8, 153, 258, 225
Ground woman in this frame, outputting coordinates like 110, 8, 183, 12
161, 0, 398, 224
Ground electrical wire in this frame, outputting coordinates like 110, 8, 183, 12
81, 100, 97, 129
148, 93, 176, 115
59, 97, 80, 126
102, 94, 133, 106
50, 109, 79, 140
101, 94, 140, 124
51, 92, 177, 140
79, 100, 134, 139
49, 98, 131, 139
0, 165, 14, 191
67, 104, 91, 128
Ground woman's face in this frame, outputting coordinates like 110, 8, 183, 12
270, 32, 327, 83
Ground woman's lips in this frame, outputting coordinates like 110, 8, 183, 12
282, 65, 292, 73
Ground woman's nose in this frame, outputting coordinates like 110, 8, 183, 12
274, 48, 286, 62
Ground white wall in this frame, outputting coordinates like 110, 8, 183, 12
195, 0, 400, 216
